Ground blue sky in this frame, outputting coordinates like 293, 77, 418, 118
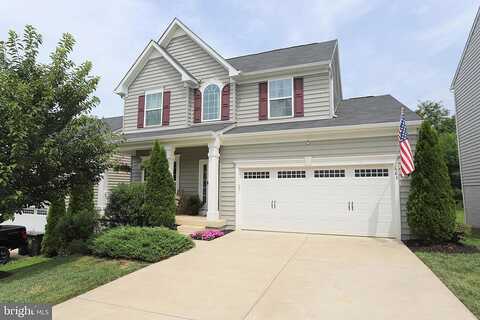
1, 1, 478, 117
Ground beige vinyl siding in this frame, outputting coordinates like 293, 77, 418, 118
176, 147, 208, 197
235, 73, 331, 125
107, 154, 131, 192
166, 35, 234, 122
219, 135, 417, 239
94, 154, 131, 210
123, 57, 186, 132
453, 11, 480, 227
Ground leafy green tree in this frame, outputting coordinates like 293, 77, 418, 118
41, 196, 66, 256
143, 141, 176, 228
0, 25, 116, 222
407, 121, 456, 242
416, 101, 450, 133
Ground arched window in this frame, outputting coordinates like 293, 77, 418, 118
202, 84, 220, 121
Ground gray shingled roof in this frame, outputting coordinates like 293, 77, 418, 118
122, 123, 232, 141
227, 41, 337, 73
101, 116, 123, 132
224, 95, 421, 135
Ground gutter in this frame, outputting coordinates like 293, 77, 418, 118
222, 120, 423, 140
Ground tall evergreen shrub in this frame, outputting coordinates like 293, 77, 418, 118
407, 121, 456, 242
41, 196, 66, 256
143, 141, 176, 228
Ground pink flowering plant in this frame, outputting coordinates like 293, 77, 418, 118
191, 230, 224, 241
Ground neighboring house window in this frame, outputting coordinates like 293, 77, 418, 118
145, 89, 163, 126
202, 84, 220, 121
268, 78, 293, 118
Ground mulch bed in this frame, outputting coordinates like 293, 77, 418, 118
404, 240, 480, 254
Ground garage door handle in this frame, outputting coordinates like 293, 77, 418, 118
351, 201, 354, 211
348, 201, 351, 211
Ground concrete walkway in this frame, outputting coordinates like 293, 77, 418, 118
54, 231, 476, 320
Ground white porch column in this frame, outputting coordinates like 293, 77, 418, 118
164, 144, 176, 175
207, 137, 221, 220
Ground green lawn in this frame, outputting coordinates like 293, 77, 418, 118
414, 210, 480, 318
0, 255, 148, 305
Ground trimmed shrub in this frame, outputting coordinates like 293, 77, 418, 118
46, 182, 99, 255
143, 141, 176, 228
186, 195, 203, 215
407, 121, 456, 243
176, 192, 203, 216
90, 226, 194, 262
41, 197, 66, 256
55, 209, 98, 255
105, 183, 147, 226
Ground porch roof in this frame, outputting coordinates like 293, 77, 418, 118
122, 123, 232, 142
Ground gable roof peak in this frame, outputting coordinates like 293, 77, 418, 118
158, 18, 240, 76
114, 40, 198, 97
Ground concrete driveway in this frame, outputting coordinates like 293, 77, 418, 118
54, 231, 476, 320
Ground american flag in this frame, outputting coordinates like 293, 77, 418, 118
399, 109, 415, 176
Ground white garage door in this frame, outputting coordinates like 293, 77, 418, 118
240, 166, 397, 237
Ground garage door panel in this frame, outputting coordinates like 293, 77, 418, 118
240, 166, 396, 237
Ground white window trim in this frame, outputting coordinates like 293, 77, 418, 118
144, 88, 164, 127
200, 80, 223, 122
267, 77, 294, 119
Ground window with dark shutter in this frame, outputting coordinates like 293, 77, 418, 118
258, 82, 268, 120
162, 91, 170, 126
137, 95, 145, 128
221, 84, 230, 120
194, 88, 202, 123
294, 77, 304, 117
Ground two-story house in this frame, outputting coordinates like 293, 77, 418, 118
451, 7, 480, 228
115, 18, 421, 240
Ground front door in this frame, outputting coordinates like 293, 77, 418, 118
198, 160, 208, 208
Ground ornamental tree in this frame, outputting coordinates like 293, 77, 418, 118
407, 121, 456, 242
143, 141, 176, 228
0, 25, 116, 222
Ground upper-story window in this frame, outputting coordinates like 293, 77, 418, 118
268, 78, 293, 118
202, 84, 221, 121
145, 89, 163, 126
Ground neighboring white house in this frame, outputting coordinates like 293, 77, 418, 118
451, 6, 480, 228
115, 18, 421, 240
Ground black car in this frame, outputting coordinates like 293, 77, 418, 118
0, 225, 28, 264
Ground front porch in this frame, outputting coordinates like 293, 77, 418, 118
175, 215, 226, 235
125, 136, 224, 229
